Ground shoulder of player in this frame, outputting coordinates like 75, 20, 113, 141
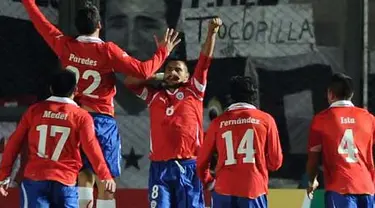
24, 101, 43, 115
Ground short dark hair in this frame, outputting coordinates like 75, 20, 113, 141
328, 73, 354, 100
229, 76, 258, 104
50, 70, 77, 97
75, 2, 101, 35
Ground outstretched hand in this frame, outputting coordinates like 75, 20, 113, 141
0, 178, 10, 197
306, 179, 319, 199
154, 28, 181, 55
208, 17, 223, 34
103, 179, 116, 194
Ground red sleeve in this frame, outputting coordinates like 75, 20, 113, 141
0, 111, 30, 181
307, 116, 322, 153
126, 84, 157, 105
80, 114, 112, 180
108, 43, 168, 79
22, 0, 65, 57
197, 122, 216, 188
188, 53, 212, 99
265, 115, 283, 171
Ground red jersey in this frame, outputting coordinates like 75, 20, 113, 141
127, 54, 212, 161
197, 103, 283, 198
23, 0, 169, 116
308, 100, 375, 194
0, 96, 112, 186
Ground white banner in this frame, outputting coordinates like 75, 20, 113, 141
180, 4, 315, 60
0, 0, 58, 24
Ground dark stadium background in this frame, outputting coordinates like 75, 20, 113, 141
0, 1, 374, 206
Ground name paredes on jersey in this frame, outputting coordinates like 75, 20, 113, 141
69, 53, 97, 67
43, 111, 68, 120
220, 117, 260, 128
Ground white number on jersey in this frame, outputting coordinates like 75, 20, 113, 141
338, 129, 359, 163
36, 125, 71, 161
222, 129, 256, 165
66, 65, 101, 98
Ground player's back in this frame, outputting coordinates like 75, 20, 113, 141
23, 97, 91, 186
211, 103, 282, 198
59, 36, 117, 115
311, 103, 375, 194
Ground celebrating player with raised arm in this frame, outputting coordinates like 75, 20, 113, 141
124, 18, 222, 207
196, 76, 283, 208
22, 1, 180, 207
0, 70, 115, 207
306, 73, 375, 208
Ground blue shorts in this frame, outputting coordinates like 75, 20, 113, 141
325, 191, 374, 208
82, 113, 121, 177
212, 192, 268, 208
148, 159, 205, 208
20, 179, 78, 208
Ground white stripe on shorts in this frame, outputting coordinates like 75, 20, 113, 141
21, 183, 28, 208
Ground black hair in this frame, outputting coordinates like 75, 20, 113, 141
75, 2, 101, 35
328, 73, 354, 100
50, 70, 77, 97
229, 76, 258, 104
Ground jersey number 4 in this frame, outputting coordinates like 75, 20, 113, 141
338, 129, 359, 163
67, 66, 101, 99
36, 125, 71, 161
222, 129, 256, 165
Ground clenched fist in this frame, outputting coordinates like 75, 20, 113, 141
208, 17, 223, 34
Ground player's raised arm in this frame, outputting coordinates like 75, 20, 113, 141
22, 0, 64, 57
109, 29, 181, 80
0, 110, 30, 195
265, 115, 283, 171
196, 124, 216, 190
190, 18, 222, 97
79, 114, 115, 192
124, 74, 162, 105
306, 117, 321, 198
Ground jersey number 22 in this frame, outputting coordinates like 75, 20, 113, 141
67, 65, 101, 99
222, 129, 256, 165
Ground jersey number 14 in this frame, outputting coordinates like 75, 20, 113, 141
222, 129, 256, 165
338, 129, 359, 163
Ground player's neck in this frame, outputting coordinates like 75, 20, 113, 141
83, 30, 100, 38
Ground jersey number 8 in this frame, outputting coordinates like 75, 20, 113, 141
222, 129, 256, 165
338, 129, 359, 163
67, 65, 101, 99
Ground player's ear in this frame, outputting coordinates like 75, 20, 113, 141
97, 21, 102, 30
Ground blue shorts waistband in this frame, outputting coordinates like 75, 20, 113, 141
89, 112, 114, 118
151, 158, 196, 166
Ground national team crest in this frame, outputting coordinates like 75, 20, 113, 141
176, 92, 184, 100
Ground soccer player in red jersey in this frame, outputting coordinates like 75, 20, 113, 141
196, 76, 283, 208
124, 18, 222, 207
22, 1, 180, 207
0, 70, 116, 207
306, 73, 375, 208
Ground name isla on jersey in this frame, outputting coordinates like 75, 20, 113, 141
220, 117, 260, 128
341, 117, 355, 124
43, 111, 68, 120
69, 53, 97, 67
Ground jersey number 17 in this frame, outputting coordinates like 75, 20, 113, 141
36, 125, 71, 161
